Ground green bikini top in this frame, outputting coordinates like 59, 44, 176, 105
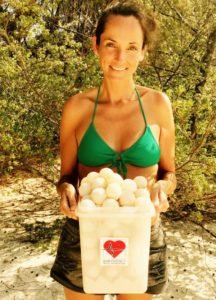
78, 86, 160, 178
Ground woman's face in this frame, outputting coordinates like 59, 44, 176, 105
94, 15, 145, 80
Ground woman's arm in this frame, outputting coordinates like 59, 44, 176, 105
57, 95, 82, 219
151, 92, 177, 212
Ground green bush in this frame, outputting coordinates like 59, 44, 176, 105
0, 0, 215, 219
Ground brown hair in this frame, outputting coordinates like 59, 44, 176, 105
95, 1, 158, 49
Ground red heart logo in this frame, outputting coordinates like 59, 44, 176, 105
104, 240, 126, 258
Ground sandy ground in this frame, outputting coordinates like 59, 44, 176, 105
0, 173, 215, 300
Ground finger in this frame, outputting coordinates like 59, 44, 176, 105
152, 195, 160, 212
60, 197, 78, 220
60, 195, 75, 217
158, 190, 169, 212
65, 189, 77, 209
67, 212, 78, 220
67, 196, 77, 212
60, 194, 71, 215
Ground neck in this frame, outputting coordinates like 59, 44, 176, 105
100, 78, 136, 104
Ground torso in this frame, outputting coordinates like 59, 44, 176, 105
74, 85, 161, 189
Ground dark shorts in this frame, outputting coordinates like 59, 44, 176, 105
50, 217, 167, 295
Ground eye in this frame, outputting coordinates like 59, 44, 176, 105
127, 46, 138, 51
105, 42, 116, 48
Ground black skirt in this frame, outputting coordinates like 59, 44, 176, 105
50, 217, 168, 294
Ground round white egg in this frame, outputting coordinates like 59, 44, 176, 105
106, 183, 122, 200
91, 176, 106, 188
134, 176, 147, 188
78, 199, 96, 209
121, 179, 137, 192
106, 172, 123, 184
99, 167, 114, 178
135, 188, 148, 198
91, 188, 106, 205
102, 198, 119, 208
79, 182, 92, 196
86, 171, 99, 183
106, 173, 117, 184
80, 177, 88, 184
119, 191, 135, 206
113, 173, 124, 184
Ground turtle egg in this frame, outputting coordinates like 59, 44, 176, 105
79, 182, 92, 196
106, 173, 123, 184
78, 199, 96, 209
113, 173, 124, 184
80, 177, 88, 184
91, 176, 106, 188
91, 188, 106, 205
106, 183, 122, 200
134, 176, 147, 188
119, 191, 135, 206
86, 171, 99, 183
99, 167, 114, 178
135, 188, 149, 198
121, 179, 137, 192
102, 198, 119, 208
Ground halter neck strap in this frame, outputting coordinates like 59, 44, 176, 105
135, 88, 147, 126
91, 84, 101, 122
92, 85, 147, 126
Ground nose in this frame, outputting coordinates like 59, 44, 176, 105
115, 49, 126, 61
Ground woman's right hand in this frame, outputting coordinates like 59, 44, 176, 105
59, 183, 78, 220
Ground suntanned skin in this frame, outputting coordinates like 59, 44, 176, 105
58, 15, 176, 300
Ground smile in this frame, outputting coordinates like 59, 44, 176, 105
110, 66, 127, 71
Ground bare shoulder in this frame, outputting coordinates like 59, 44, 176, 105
62, 87, 98, 122
138, 85, 172, 108
64, 87, 97, 110
137, 85, 174, 127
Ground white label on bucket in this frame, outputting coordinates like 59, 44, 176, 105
100, 237, 128, 266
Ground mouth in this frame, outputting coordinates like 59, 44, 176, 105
110, 66, 127, 71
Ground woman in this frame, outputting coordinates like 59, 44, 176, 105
51, 2, 176, 300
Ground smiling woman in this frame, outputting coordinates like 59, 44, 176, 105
50, 1, 177, 300
92, 15, 144, 80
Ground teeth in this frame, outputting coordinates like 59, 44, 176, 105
111, 66, 126, 71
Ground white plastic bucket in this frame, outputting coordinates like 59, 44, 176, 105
77, 206, 152, 294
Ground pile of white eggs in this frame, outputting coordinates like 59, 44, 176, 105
78, 168, 154, 293
78, 167, 154, 213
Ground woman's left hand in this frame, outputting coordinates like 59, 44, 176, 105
150, 180, 169, 213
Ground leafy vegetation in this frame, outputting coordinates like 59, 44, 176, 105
0, 0, 215, 219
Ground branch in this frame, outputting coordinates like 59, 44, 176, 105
22, 165, 56, 185
190, 220, 216, 239
166, 0, 198, 33
189, 114, 216, 158
0, 30, 10, 44
176, 114, 216, 170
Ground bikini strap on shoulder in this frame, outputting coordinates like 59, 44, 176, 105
91, 84, 101, 122
135, 87, 147, 126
